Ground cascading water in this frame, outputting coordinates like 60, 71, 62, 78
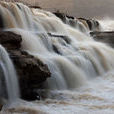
0, 2, 114, 90
1, 2, 114, 113
0, 44, 20, 103
65, 17, 88, 33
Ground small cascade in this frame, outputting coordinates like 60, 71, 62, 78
0, 45, 20, 103
65, 17, 88, 33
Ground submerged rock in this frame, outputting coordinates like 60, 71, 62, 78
0, 31, 51, 100
90, 31, 114, 47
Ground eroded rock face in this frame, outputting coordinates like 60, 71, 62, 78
90, 31, 114, 47
54, 11, 100, 31
9, 50, 51, 100
0, 31, 51, 100
0, 31, 22, 49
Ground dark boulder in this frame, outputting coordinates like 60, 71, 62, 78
9, 49, 51, 100
0, 31, 51, 100
0, 31, 22, 49
0, 14, 4, 29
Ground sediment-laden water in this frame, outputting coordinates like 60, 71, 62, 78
0, 2, 114, 114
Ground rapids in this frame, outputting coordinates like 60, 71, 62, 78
0, 1, 114, 114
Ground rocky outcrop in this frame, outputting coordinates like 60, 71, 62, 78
54, 11, 67, 22
48, 33, 70, 44
54, 11, 100, 31
0, 31, 22, 49
9, 50, 51, 100
0, 15, 4, 29
90, 31, 114, 47
0, 31, 51, 100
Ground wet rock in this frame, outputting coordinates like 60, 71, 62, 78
29, 5, 42, 9
78, 18, 100, 31
9, 50, 51, 100
0, 98, 7, 110
0, 98, 5, 111
0, 104, 2, 111
0, 15, 4, 29
54, 12, 100, 31
52, 44, 61, 55
54, 11, 74, 20
21, 89, 40, 101
54, 11, 67, 22
0, 31, 51, 100
90, 31, 114, 47
0, 31, 22, 49
9, 50, 50, 85
48, 33, 71, 44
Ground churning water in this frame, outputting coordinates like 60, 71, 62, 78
0, 1, 114, 114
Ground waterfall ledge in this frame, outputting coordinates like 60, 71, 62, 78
0, 31, 51, 101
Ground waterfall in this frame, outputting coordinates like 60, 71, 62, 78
0, 2, 114, 90
63, 16, 88, 33
0, 45, 20, 103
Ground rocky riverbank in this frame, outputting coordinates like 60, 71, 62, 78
0, 31, 51, 101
